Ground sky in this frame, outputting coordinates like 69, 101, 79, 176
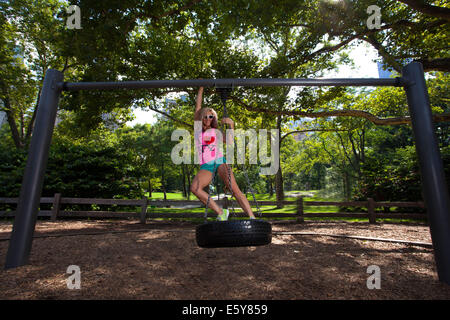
126, 42, 381, 127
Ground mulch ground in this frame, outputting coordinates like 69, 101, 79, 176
0, 219, 449, 300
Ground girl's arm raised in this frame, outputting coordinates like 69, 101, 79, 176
194, 87, 204, 121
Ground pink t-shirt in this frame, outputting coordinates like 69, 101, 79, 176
195, 128, 224, 165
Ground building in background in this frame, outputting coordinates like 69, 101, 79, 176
377, 61, 393, 78
165, 94, 188, 106
377, 59, 413, 78
0, 110, 6, 129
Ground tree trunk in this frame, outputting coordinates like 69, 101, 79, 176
181, 165, 187, 198
186, 165, 192, 200
148, 178, 152, 198
342, 173, 347, 201
276, 167, 285, 207
2, 96, 23, 149
268, 177, 274, 198
161, 162, 167, 201
275, 115, 284, 208
343, 170, 351, 201
25, 87, 41, 143
19, 110, 24, 141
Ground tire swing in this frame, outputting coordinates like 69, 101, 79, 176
196, 219, 272, 248
195, 86, 272, 248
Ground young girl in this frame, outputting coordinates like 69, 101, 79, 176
190, 86, 256, 221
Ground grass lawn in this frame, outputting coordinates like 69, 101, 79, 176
145, 190, 342, 216
143, 190, 426, 224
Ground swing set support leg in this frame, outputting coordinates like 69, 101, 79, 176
403, 62, 450, 285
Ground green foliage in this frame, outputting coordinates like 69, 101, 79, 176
0, 131, 143, 199
354, 145, 419, 201
0, 144, 27, 197
44, 137, 144, 198
353, 145, 450, 203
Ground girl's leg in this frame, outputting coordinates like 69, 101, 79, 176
217, 164, 256, 218
190, 169, 222, 216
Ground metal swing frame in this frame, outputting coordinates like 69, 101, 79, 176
4, 62, 450, 286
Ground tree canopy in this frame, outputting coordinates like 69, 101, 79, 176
0, 0, 448, 202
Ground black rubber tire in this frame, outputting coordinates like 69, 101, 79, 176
196, 219, 272, 248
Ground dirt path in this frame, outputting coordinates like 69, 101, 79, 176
0, 219, 449, 299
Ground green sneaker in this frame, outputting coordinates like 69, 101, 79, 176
217, 209, 229, 221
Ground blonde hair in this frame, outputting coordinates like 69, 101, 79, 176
197, 107, 219, 131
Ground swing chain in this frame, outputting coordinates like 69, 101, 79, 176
216, 86, 233, 118
225, 163, 237, 217
203, 161, 237, 222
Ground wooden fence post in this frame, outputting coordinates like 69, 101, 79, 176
368, 198, 376, 224
296, 196, 304, 223
51, 193, 61, 221
140, 196, 148, 224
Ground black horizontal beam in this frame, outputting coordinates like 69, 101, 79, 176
60, 77, 406, 91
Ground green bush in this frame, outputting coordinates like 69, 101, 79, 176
0, 138, 144, 203
353, 145, 449, 205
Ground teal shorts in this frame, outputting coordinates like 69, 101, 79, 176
200, 157, 226, 174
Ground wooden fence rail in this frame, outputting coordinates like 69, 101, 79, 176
0, 194, 427, 224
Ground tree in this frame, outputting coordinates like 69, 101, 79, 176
280, 0, 449, 72
1, 0, 69, 148
145, 119, 178, 200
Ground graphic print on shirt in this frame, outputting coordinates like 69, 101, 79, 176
202, 135, 216, 160
194, 128, 223, 165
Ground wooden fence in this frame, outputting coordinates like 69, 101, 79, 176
0, 194, 426, 224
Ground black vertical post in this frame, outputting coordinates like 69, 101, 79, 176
5, 69, 64, 269
402, 62, 450, 285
